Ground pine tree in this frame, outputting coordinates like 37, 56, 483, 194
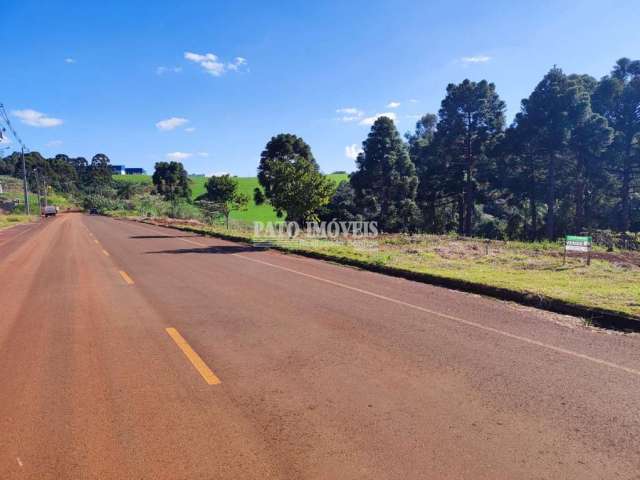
516, 67, 590, 239
350, 116, 419, 232
592, 58, 640, 231
432, 80, 505, 236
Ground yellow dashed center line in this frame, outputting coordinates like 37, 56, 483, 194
102, 249, 110, 257
119, 270, 135, 285
165, 328, 221, 385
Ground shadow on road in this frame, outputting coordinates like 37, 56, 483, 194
145, 245, 262, 255
130, 235, 200, 239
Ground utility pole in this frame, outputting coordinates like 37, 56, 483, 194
43, 176, 48, 207
32, 168, 42, 215
21, 146, 30, 215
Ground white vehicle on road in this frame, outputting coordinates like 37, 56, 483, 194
43, 205, 58, 217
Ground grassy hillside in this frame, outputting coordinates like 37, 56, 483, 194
1, 175, 72, 214
113, 173, 349, 222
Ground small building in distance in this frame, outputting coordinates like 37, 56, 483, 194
110, 165, 126, 175
124, 167, 146, 175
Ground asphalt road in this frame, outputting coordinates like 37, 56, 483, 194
1, 213, 639, 479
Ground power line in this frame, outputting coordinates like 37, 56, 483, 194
0, 103, 29, 153
0, 103, 31, 214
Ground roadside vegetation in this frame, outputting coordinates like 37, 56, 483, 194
111, 172, 348, 222
0, 214, 35, 230
126, 216, 640, 319
1, 56, 638, 320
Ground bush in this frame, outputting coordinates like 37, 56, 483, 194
83, 194, 122, 213
476, 214, 506, 240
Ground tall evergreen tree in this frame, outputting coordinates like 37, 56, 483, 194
516, 67, 590, 239
319, 180, 358, 222
351, 116, 419, 232
433, 80, 505, 236
592, 58, 640, 231
497, 120, 545, 240
569, 113, 614, 231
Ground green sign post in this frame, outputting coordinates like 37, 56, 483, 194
564, 235, 592, 265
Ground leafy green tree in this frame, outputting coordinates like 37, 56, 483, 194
258, 134, 333, 223
258, 133, 315, 199
115, 180, 147, 200
253, 187, 265, 205
200, 174, 248, 228
87, 153, 113, 192
152, 161, 191, 201
350, 116, 419, 232
433, 79, 505, 236
69, 157, 89, 187
0, 154, 15, 175
82, 193, 121, 213
50, 154, 79, 193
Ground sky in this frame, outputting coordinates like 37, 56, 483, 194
1, 0, 639, 176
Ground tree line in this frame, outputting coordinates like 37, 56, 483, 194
258, 58, 640, 239
0, 152, 112, 197
2, 58, 638, 239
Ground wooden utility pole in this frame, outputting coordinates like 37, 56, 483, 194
32, 168, 42, 215
21, 147, 30, 215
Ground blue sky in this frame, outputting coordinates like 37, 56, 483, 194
1, 0, 639, 176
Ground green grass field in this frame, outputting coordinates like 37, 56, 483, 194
143, 219, 640, 320
114, 173, 349, 222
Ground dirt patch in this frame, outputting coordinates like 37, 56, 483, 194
558, 250, 640, 269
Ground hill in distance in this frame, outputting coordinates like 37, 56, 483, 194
114, 173, 349, 222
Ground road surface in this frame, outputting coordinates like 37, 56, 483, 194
1, 213, 639, 479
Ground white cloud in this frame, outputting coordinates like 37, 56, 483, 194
460, 55, 491, 64
227, 57, 247, 71
196, 152, 209, 157
166, 151, 192, 160
64, 57, 76, 64
12, 109, 63, 128
45, 140, 63, 147
184, 127, 196, 133
345, 144, 363, 160
387, 101, 401, 108
185, 52, 225, 76
184, 51, 247, 77
409, 98, 419, 103
336, 107, 364, 122
359, 112, 397, 126
156, 66, 182, 75
156, 117, 189, 131
0, 133, 11, 144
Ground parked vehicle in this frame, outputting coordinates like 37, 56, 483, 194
43, 205, 57, 217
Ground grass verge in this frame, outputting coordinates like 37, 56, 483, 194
117, 215, 640, 331
0, 214, 37, 230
